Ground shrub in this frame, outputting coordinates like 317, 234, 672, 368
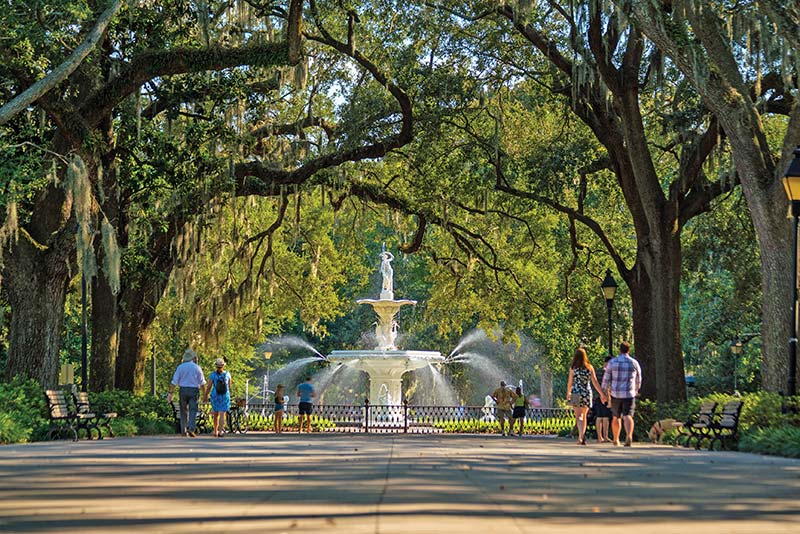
91, 390, 174, 435
739, 426, 800, 458
0, 376, 49, 444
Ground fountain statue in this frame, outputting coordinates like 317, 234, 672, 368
327, 247, 444, 404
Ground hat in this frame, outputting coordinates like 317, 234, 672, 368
182, 349, 197, 362
214, 358, 225, 368
500, 380, 506, 387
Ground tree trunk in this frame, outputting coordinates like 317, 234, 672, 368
89, 263, 118, 391
742, 180, 793, 392
115, 285, 154, 392
627, 234, 686, 401
3, 219, 74, 387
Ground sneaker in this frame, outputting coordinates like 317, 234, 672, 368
624, 438, 632, 447
613, 440, 620, 446
187, 430, 197, 438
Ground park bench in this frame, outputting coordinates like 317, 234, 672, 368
44, 389, 95, 441
676, 400, 717, 448
707, 399, 744, 450
72, 391, 117, 439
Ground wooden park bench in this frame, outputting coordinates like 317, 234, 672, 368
676, 400, 717, 449
44, 389, 95, 441
707, 399, 744, 450
72, 391, 117, 439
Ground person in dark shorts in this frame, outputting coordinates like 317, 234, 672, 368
601, 342, 642, 447
296, 376, 315, 433
511, 386, 528, 436
594, 357, 613, 443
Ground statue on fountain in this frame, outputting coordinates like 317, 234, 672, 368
379, 248, 394, 300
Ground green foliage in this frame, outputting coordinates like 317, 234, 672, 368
109, 417, 139, 437
0, 376, 49, 444
90, 390, 173, 435
739, 426, 800, 458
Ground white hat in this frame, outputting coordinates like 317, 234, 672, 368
214, 358, 225, 368
182, 349, 197, 362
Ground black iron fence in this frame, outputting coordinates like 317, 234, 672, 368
229, 400, 574, 435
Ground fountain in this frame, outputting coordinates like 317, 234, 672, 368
327, 246, 444, 404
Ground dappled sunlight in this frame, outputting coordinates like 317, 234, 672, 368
1, 434, 798, 533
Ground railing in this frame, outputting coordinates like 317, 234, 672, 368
235, 400, 574, 435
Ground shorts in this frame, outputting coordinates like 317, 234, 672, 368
274, 404, 285, 413
611, 397, 635, 417
512, 406, 526, 419
298, 402, 313, 416
595, 401, 612, 418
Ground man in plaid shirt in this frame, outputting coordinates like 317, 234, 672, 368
601, 341, 642, 447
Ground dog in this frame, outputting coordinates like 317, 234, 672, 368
648, 419, 684, 443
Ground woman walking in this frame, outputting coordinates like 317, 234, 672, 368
273, 384, 285, 434
566, 347, 606, 445
204, 358, 232, 437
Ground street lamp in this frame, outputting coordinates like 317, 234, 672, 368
80, 270, 88, 392
730, 339, 743, 392
600, 269, 618, 358
782, 146, 800, 397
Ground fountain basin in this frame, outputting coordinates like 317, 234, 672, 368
328, 349, 443, 404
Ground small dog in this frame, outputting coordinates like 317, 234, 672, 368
648, 419, 684, 443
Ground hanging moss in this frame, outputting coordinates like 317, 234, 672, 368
101, 217, 121, 294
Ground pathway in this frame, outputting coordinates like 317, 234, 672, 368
1, 433, 798, 533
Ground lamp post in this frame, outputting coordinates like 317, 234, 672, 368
80, 269, 88, 392
600, 269, 618, 358
730, 339, 743, 393
782, 146, 800, 397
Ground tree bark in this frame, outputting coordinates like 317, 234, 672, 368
3, 186, 74, 387
89, 254, 118, 391
115, 284, 155, 392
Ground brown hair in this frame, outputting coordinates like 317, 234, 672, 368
570, 347, 593, 370
619, 341, 631, 354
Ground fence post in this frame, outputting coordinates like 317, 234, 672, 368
403, 399, 408, 433
364, 398, 370, 433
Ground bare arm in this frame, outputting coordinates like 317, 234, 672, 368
590, 368, 606, 403
566, 368, 574, 399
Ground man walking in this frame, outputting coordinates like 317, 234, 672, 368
296, 376, 315, 433
491, 380, 517, 436
167, 349, 206, 437
601, 341, 642, 446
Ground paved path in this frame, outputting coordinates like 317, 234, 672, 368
1, 433, 798, 533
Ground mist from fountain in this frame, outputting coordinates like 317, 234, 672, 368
265, 336, 326, 359
269, 356, 325, 387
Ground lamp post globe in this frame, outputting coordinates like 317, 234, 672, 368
600, 269, 618, 358
782, 146, 800, 397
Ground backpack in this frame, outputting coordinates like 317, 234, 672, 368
215, 372, 228, 395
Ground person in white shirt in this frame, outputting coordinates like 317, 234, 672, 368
167, 349, 206, 437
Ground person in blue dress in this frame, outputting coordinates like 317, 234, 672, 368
204, 358, 232, 437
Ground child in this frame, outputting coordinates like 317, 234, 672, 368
273, 384, 285, 434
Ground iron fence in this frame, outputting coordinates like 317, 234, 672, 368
232, 400, 574, 435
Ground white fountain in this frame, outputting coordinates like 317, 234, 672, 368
327, 247, 444, 404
